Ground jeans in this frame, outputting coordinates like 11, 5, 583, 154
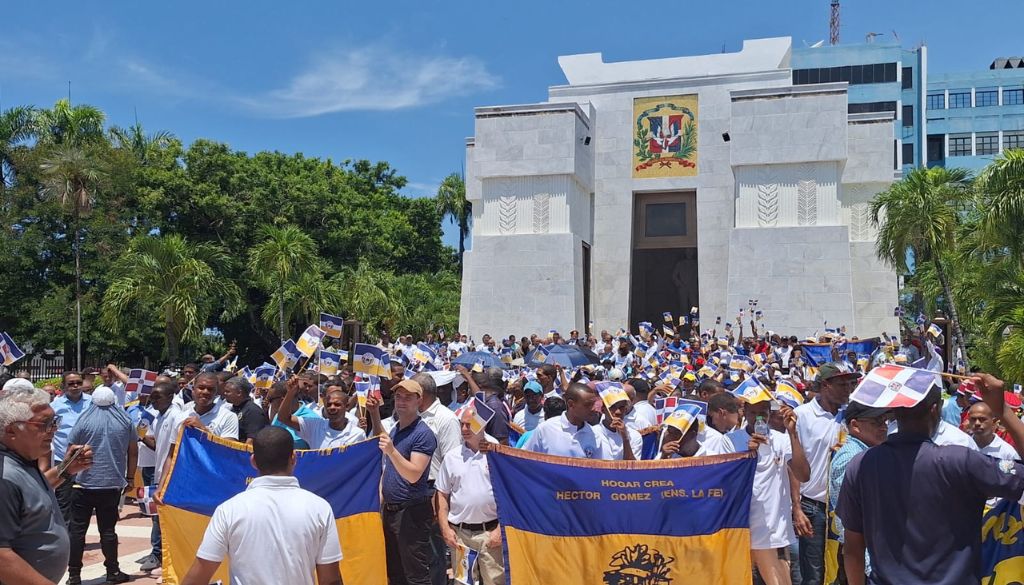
789, 541, 803, 585
383, 499, 434, 585
141, 466, 160, 559
428, 518, 448, 585
799, 497, 827, 585
68, 488, 122, 574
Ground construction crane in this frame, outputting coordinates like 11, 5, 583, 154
830, 0, 840, 45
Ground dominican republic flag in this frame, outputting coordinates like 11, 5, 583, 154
126, 369, 158, 397
849, 364, 941, 408
654, 396, 678, 425
137, 486, 158, 516
0, 332, 25, 367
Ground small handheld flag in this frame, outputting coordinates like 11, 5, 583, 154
595, 381, 630, 410
472, 358, 485, 373
927, 323, 943, 338
663, 403, 702, 434
136, 486, 158, 516
271, 340, 302, 370
353, 344, 392, 379
126, 369, 158, 397
254, 365, 277, 389
136, 409, 155, 439
319, 350, 342, 376
319, 313, 345, 338
774, 378, 804, 409
295, 325, 327, 357
653, 396, 678, 425
0, 332, 25, 367
662, 324, 675, 337
452, 544, 480, 585
849, 364, 940, 409
455, 397, 495, 435
663, 311, 673, 324
732, 376, 773, 404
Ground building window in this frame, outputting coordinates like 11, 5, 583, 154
975, 88, 998, 107
948, 90, 971, 108
644, 203, 687, 237
848, 101, 897, 114
1005, 131, 1024, 150
927, 92, 946, 110
792, 62, 898, 86
976, 133, 999, 155
902, 67, 913, 89
902, 105, 914, 127
949, 134, 973, 157
902, 142, 914, 165
1004, 88, 1024, 105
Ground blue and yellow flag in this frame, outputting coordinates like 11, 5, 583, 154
353, 343, 392, 379
158, 428, 386, 585
981, 498, 1024, 582
487, 444, 756, 584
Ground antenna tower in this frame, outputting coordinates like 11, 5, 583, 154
830, 0, 840, 45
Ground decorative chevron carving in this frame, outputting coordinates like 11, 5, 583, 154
756, 172, 779, 227
498, 196, 516, 234
849, 202, 873, 241
533, 192, 550, 234
797, 179, 818, 226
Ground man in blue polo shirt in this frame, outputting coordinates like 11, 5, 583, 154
378, 377, 437, 585
838, 373, 1024, 585
50, 371, 92, 521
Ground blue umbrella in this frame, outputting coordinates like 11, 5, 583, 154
451, 351, 509, 370
526, 344, 600, 368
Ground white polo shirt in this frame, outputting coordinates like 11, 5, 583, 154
624, 401, 657, 431
196, 475, 342, 585
794, 398, 842, 503
420, 398, 463, 481
150, 403, 189, 484
297, 417, 366, 450
513, 406, 544, 432
593, 423, 643, 460
186, 402, 240, 441
725, 428, 796, 550
522, 413, 605, 459
696, 425, 732, 457
436, 445, 497, 525
979, 435, 1020, 461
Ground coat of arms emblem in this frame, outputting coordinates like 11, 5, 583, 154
632, 95, 698, 178
603, 543, 674, 585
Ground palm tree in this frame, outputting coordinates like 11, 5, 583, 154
871, 166, 972, 367
975, 148, 1024, 265
0, 106, 36, 188
102, 235, 242, 363
247, 225, 319, 341
435, 172, 471, 271
109, 120, 175, 165
33, 99, 105, 147
40, 145, 108, 370
338, 260, 401, 337
260, 267, 346, 334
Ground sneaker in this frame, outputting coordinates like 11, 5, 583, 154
66, 575, 82, 585
106, 571, 132, 584
139, 556, 161, 571
135, 554, 152, 563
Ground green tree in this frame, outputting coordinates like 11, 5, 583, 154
976, 148, 1024, 265
435, 172, 470, 270
101, 235, 242, 363
33, 99, 106, 147
109, 120, 175, 165
871, 166, 972, 367
260, 267, 346, 335
0, 106, 35, 188
247, 225, 319, 341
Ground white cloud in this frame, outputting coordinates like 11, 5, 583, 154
241, 46, 500, 118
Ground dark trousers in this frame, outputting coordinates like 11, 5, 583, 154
799, 497, 827, 585
428, 519, 448, 585
68, 488, 122, 574
383, 499, 434, 585
55, 477, 74, 522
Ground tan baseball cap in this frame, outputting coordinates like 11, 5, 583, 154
393, 378, 423, 396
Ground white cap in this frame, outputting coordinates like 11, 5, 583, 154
2, 378, 34, 393
608, 368, 624, 381
92, 387, 116, 407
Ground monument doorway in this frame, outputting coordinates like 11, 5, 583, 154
629, 191, 698, 328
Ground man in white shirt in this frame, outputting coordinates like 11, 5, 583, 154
697, 392, 741, 456
793, 362, 858, 585
436, 409, 504, 585
968, 402, 1020, 460
523, 383, 605, 459
277, 378, 365, 449
512, 381, 545, 432
725, 399, 810, 585
623, 379, 657, 431
181, 427, 342, 585
183, 373, 239, 441
593, 393, 642, 460
141, 382, 190, 571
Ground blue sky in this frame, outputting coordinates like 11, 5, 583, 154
6, 1, 1023, 247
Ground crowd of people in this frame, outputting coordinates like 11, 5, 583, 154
1, 316, 1023, 585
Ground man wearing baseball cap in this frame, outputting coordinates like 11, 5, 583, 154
377, 378, 437, 585
512, 381, 544, 432
793, 362, 860, 584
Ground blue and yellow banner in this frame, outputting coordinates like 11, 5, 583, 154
487, 444, 756, 584
981, 498, 1024, 582
158, 427, 386, 585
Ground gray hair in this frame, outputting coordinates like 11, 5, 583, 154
0, 384, 51, 430
411, 372, 437, 398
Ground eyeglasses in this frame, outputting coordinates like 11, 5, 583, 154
22, 415, 62, 432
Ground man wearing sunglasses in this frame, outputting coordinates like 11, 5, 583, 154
50, 371, 92, 521
0, 377, 93, 585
